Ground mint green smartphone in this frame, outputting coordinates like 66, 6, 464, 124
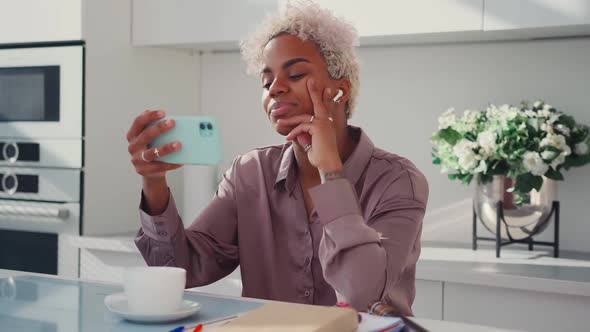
148, 116, 223, 165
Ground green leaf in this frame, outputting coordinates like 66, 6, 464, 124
432, 157, 441, 165
543, 145, 561, 153
458, 173, 474, 185
559, 114, 576, 128
437, 128, 462, 145
448, 174, 458, 180
563, 154, 590, 170
545, 168, 564, 181
479, 173, 494, 184
490, 160, 509, 175
515, 173, 543, 193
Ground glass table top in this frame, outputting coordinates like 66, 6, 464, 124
0, 275, 263, 332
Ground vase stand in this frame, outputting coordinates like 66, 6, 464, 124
472, 201, 560, 258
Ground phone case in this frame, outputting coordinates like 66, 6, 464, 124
148, 116, 223, 165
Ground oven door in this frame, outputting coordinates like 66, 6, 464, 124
0, 200, 80, 277
0, 44, 83, 139
0, 166, 81, 277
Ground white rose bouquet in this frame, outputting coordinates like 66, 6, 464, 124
431, 101, 590, 201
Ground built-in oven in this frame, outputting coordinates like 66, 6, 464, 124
0, 41, 84, 278
0, 42, 83, 139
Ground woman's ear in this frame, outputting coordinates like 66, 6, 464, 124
332, 89, 344, 103
334, 79, 351, 104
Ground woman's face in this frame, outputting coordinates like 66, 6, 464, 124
260, 34, 335, 136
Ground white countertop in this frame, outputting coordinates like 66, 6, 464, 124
417, 246, 590, 297
69, 233, 138, 253
69, 235, 590, 297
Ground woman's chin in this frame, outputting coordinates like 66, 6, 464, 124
273, 123, 294, 136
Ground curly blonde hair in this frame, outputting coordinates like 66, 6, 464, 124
240, 0, 360, 118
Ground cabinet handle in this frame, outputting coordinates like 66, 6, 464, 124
0, 205, 69, 219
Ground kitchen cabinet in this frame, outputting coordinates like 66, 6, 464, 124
315, 0, 483, 37
443, 282, 590, 332
132, 0, 484, 49
132, 0, 278, 49
0, 0, 82, 44
132, 0, 590, 50
484, 0, 590, 31
413, 280, 443, 320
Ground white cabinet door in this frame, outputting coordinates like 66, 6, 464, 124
485, 0, 590, 30
315, 0, 483, 37
0, 0, 82, 44
413, 280, 443, 320
132, 0, 484, 48
132, 0, 278, 49
444, 282, 590, 332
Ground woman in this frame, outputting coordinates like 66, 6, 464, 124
127, 1, 428, 316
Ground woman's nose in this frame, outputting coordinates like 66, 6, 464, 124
268, 78, 288, 97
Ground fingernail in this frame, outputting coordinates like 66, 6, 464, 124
327, 88, 332, 96
157, 111, 165, 117
172, 142, 179, 149
167, 119, 174, 126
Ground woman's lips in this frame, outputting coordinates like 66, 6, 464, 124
269, 104, 295, 119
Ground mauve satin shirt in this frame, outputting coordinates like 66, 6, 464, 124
135, 126, 428, 316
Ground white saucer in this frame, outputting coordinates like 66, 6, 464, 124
104, 292, 201, 323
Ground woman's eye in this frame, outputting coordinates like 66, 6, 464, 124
289, 74, 305, 80
262, 74, 304, 89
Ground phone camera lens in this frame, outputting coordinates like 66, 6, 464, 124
206, 123, 213, 130
199, 123, 206, 130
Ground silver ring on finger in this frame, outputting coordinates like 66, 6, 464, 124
309, 115, 314, 123
141, 150, 150, 162
304, 144, 312, 152
154, 148, 160, 158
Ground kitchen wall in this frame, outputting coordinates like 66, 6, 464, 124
82, 0, 199, 235
188, 37, 590, 252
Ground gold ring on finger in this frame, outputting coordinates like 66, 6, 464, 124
154, 148, 160, 158
141, 150, 149, 162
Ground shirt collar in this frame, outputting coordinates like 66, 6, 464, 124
274, 143, 297, 193
274, 126, 375, 193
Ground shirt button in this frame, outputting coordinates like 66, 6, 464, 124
158, 231, 167, 236
304, 290, 311, 297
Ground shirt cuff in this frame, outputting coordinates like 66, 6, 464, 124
138, 190, 182, 242
309, 178, 362, 226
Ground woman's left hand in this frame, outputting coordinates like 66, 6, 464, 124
283, 79, 343, 174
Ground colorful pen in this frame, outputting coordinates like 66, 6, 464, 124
169, 314, 238, 332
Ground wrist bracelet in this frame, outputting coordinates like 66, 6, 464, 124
321, 170, 343, 183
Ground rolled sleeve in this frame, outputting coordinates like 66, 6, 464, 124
138, 191, 182, 242
309, 178, 362, 226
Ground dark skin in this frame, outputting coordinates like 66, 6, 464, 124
261, 34, 357, 216
127, 34, 357, 217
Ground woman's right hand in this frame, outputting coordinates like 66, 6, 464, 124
126, 110, 183, 180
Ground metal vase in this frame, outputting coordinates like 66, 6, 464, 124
474, 175, 558, 240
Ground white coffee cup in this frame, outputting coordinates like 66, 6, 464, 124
123, 266, 186, 314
